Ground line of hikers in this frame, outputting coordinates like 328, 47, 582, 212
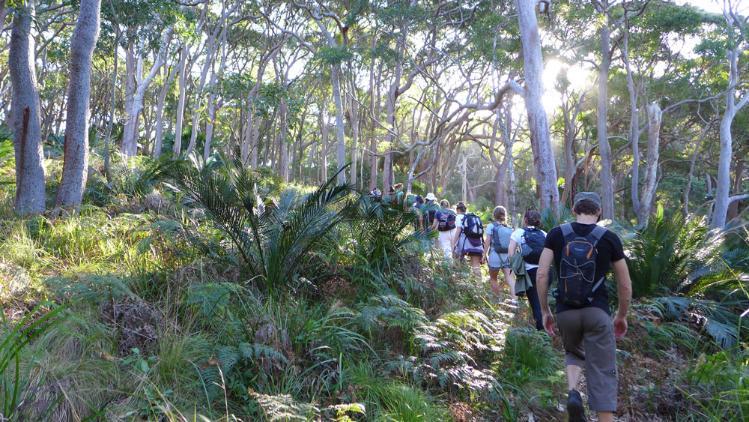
370, 186, 633, 422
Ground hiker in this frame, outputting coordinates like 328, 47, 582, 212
420, 192, 439, 232
409, 195, 424, 231
433, 199, 457, 259
453, 203, 484, 277
452, 201, 467, 259
536, 192, 632, 422
507, 210, 546, 331
483, 206, 515, 298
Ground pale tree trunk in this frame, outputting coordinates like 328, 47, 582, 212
10, 3, 46, 215
187, 11, 225, 156
203, 8, 229, 160
348, 77, 360, 187
103, 33, 120, 183
121, 30, 171, 157
320, 113, 329, 183
368, 57, 381, 191
172, 44, 188, 155
330, 64, 347, 184
560, 94, 584, 207
516, 0, 559, 212
153, 63, 176, 158
714, 103, 737, 228
122, 41, 136, 155
596, 10, 615, 220
622, 29, 641, 218
712, 13, 749, 229
636, 102, 661, 227
277, 97, 289, 182
461, 154, 467, 203
56, 0, 101, 209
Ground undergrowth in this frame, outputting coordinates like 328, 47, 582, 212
0, 158, 745, 421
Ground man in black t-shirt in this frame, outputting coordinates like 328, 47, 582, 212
536, 192, 632, 422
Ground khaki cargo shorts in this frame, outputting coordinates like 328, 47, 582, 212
556, 306, 618, 412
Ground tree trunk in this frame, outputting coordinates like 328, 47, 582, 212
713, 107, 735, 228
277, 97, 289, 182
153, 63, 176, 158
597, 17, 615, 219
330, 64, 347, 184
186, 29, 217, 155
56, 0, 101, 209
10, 3, 46, 215
712, 36, 749, 228
173, 45, 188, 155
103, 33, 119, 184
204, 93, 217, 160
637, 102, 661, 227
623, 29, 641, 217
516, 0, 559, 212
121, 42, 138, 156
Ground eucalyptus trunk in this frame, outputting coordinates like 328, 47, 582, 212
10, 2, 46, 215
636, 103, 661, 227
597, 16, 615, 219
56, 0, 101, 208
516, 0, 559, 213
173, 45, 188, 156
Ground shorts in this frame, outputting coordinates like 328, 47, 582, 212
556, 307, 618, 412
487, 250, 510, 270
437, 230, 454, 259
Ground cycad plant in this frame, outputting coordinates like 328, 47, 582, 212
347, 195, 426, 272
627, 205, 721, 297
168, 156, 353, 294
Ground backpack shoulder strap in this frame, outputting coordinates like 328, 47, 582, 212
588, 225, 607, 246
560, 223, 574, 238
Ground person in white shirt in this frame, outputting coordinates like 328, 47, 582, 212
507, 210, 546, 330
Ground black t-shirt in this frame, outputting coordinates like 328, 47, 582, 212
544, 223, 625, 314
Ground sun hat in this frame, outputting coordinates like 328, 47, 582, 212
425, 192, 437, 201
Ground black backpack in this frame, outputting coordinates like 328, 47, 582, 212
437, 209, 456, 231
558, 223, 607, 308
462, 213, 484, 239
520, 227, 546, 264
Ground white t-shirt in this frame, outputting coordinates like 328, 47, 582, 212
511, 227, 547, 270
455, 213, 465, 229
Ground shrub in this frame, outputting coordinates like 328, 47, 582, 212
627, 206, 721, 297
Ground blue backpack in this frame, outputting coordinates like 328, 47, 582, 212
521, 227, 546, 264
437, 209, 457, 231
462, 213, 484, 239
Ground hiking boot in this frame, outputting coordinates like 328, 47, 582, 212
567, 389, 586, 422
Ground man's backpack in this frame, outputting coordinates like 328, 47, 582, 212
558, 223, 607, 308
437, 209, 457, 231
462, 213, 484, 239
520, 227, 546, 264
491, 223, 513, 254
